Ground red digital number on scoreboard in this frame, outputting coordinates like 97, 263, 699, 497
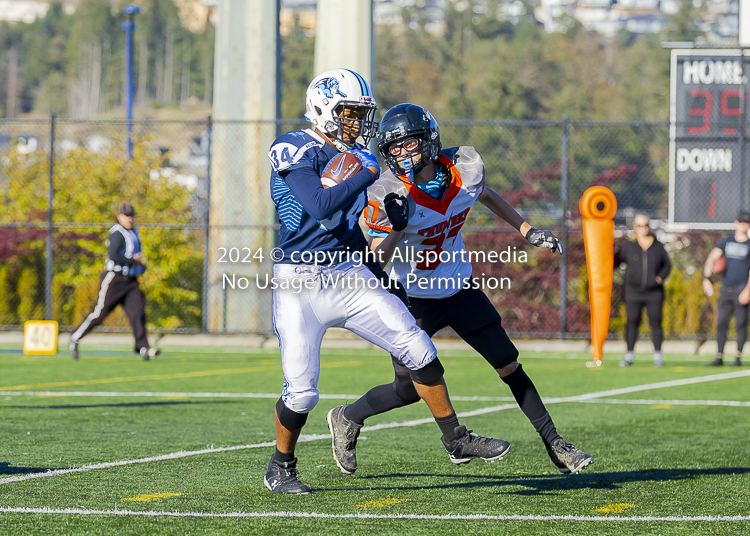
687, 89, 742, 135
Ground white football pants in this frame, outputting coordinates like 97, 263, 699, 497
272, 259, 436, 414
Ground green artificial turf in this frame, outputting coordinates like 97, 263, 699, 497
0, 346, 748, 535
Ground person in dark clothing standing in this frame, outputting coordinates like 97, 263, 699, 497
69, 203, 159, 361
702, 211, 750, 367
614, 214, 672, 367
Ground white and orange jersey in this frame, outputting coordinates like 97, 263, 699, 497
363, 146, 485, 299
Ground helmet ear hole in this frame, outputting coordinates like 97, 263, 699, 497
315, 106, 322, 116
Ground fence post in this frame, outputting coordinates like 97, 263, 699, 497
202, 115, 212, 333
559, 115, 569, 340
741, 56, 748, 210
45, 113, 55, 321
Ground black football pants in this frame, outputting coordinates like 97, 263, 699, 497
70, 271, 149, 352
625, 299, 664, 352
344, 287, 561, 446
717, 285, 749, 354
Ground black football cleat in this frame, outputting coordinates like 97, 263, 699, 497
264, 457, 310, 495
327, 405, 362, 474
705, 357, 723, 367
546, 438, 593, 474
442, 425, 511, 465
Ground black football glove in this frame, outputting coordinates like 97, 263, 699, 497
383, 193, 409, 232
525, 227, 563, 255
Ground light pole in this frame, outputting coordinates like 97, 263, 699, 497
122, 4, 140, 159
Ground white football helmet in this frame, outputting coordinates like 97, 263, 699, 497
304, 68, 378, 152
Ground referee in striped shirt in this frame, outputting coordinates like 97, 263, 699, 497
69, 203, 159, 360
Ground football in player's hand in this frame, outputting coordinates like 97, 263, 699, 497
713, 256, 727, 274
320, 152, 363, 188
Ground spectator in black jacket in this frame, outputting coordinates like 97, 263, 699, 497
69, 203, 160, 361
614, 214, 672, 367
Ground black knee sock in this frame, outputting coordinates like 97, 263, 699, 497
501, 363, 561, 446
344, 384, 409, 425
273, 448, 294, 464
435, 413, 460, 442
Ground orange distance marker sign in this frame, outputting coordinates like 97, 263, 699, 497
580, 187, 617, 365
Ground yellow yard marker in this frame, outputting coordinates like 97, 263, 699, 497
356, 498, 411, 508
593, 503, 637, 514
122, 493, 182, 502
651, 404, 673, 409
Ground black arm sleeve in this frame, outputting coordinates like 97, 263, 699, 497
107, 232, 133, 265
656, 242, 672, 281
282, 166, 377, 221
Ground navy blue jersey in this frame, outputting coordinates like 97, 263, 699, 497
268, 129, 376, 264
718, 236, 750, 287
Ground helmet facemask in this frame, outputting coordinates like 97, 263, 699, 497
381, 129, 440, 180
329, 103, 378, 151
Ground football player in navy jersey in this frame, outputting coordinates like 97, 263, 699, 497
265, 70, 510, 495
703, 211, 750, 367
327, 103, 593, 476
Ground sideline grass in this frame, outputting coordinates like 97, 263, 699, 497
1, 348, 749, 535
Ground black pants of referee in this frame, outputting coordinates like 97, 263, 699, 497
625, 299, 663, 352
717, 284, 749, 354
70, 271, 149, 352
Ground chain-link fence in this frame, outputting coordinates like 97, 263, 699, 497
0, 116, 731, 341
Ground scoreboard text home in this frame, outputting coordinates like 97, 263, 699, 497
669, 50, 750, 229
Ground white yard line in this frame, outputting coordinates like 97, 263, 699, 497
547, 369, 750, 402
2, 369, 748, 487
0, 434, 327, 486
0, 390, 515, 402
0, 391, 353, 400
0, 506, 748, 522
4, 369, 750, 402
581, 399, 750, 407
360, 404, 521, 432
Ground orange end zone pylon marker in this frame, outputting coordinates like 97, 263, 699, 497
579, 186, 617, 366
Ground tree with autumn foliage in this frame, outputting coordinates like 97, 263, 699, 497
0, 136, 202, 330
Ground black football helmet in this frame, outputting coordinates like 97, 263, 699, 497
377, 103, 441, 178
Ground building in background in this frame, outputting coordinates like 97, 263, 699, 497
1, 1, 741, 42
173, 0, 218, 31
0, 0, 219, 28
0, 0, 77, 23
280, 0, 316, 36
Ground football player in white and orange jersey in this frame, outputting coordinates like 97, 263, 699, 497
326, 103, 593, 475
268, 75, 512, 494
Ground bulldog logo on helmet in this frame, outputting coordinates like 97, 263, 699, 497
315, 77, 347, 99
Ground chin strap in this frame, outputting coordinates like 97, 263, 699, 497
330, 138, 352, 152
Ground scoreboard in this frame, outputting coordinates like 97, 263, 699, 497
669, 49, 747, 229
